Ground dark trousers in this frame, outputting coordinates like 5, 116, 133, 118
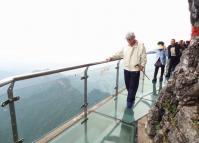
124, 70, 140, 103
167, 56, 179, 77
153, 65, 165, 79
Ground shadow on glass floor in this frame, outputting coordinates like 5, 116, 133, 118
135, 81, 163, 103
94, 89, 155, 125
94, 81, 164, 143
78, 107, 136, 143
98, 108, 135, 143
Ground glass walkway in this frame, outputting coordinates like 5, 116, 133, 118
37, 72, 163, 143
47, 88, 161, 143
0, 54, 164, 143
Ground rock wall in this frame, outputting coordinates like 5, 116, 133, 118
147, 47, 199, 143
146, 1, 199, 142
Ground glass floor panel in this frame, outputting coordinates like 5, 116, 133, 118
95, 92, 153, 124
136, 81, 166, 102
49, 112, 135, 143
48, 89, 158, 143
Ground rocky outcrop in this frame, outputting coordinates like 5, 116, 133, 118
146, 1, 199, 142
146, 46, 199, 143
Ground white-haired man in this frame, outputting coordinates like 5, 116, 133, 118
107, 32, 147, 108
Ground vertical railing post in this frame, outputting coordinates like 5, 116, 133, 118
81, 66, 89, 124
141, 68, 145, 94
115, 60, 121, 97
6, 82, 23, 143
114, 60, 120, 120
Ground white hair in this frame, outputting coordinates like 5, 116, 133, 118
126, 32, 135, 39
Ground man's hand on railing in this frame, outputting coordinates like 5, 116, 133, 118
106, 57, 112, 61
139, 65, 144, 71
135, 64, 144, 71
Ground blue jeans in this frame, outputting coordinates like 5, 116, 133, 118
124, 70, 140, 103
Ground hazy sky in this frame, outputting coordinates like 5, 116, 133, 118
0, 0, 191, 71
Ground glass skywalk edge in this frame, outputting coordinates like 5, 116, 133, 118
46, 96, 137, 143
37, 87, 157, 143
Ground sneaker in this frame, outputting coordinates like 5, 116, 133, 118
152, 78, 157, 83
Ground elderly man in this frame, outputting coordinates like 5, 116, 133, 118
107, 32, 147, 108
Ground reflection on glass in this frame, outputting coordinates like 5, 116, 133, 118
153, 81, 163, 96
159, 81, 163, 91
114, 97, 118, 120
120, 109, 135, 143
100, 108, 135, 143
122, 108, 135, 124
83, 121, 89, 143
153, 82, 157, 95
88, 62, 118, 108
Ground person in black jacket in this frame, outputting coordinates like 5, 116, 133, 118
165, 39, 181, 79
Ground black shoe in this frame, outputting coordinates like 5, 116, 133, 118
165, 74, 170, 78
159, 77, 163, 82
152, 78, 157, 83
127, 101, 133, 108
165, 74, 170, 80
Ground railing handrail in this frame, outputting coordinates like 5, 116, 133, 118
0, 59, 122, 87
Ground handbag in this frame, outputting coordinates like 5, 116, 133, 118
155, 59, 162, 67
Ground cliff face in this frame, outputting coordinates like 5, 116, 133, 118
147, 47, 199, 143
146, 1, 199, 142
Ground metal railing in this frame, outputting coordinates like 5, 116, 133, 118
0, 59, 122, 143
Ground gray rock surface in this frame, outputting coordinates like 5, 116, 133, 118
147, 1, 199, 142
146, 47, 199, 143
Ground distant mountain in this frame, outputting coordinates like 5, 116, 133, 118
88, 89, 111, 106
0, 64, 119, 143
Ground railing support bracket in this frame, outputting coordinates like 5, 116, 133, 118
15, 138, 24, 143
1, 96, 20, 107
